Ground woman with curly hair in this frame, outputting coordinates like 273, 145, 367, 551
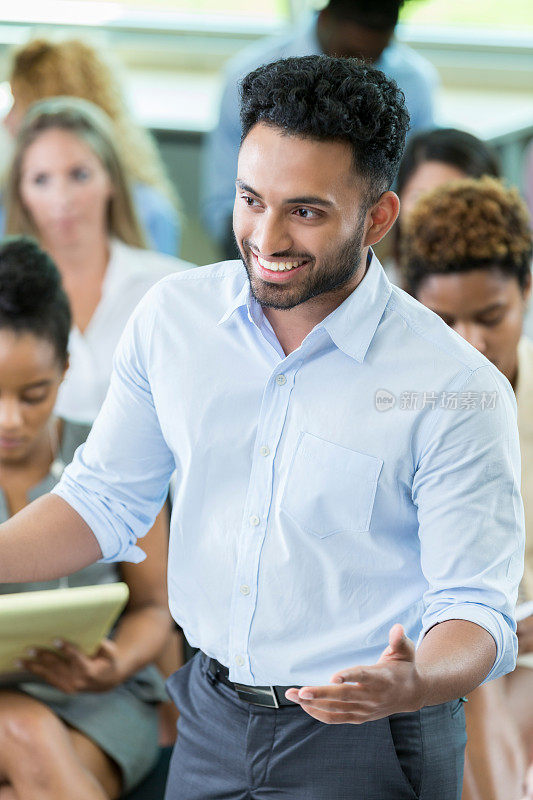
2, 37, 180, 255
400, 175, 533, 800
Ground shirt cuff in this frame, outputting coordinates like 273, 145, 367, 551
417, 601, 517, 683
52, 483, 147, 564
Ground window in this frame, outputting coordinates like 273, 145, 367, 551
400, 0, 533, 31
92, 0, 289, 17
1, 0, 291, 29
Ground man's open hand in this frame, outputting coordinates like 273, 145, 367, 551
285, 623, 426, 724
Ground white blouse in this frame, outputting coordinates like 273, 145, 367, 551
56, 239, 193, 423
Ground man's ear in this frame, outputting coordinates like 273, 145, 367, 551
363, 191, 400, 247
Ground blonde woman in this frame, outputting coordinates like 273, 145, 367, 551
5, 96, 193, 424
2, 38, 180, 255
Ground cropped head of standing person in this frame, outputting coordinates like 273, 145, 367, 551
317, 0, 406, 62
3, 38, 180, 255
5, 97, 192, 423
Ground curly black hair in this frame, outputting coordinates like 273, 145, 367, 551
239, 55, 410, 203
0, 236, 71, 365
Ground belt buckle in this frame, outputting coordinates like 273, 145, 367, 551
234, 683, 280, 709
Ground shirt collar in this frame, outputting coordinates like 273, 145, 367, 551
217, 251, 392, 363
217, 277, 252, 326
320, 251, 392, 362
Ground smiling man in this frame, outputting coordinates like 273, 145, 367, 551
0, 56, 524, 799
235, 137, 370, 315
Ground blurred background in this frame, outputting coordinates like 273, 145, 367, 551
0, 0, 531, 265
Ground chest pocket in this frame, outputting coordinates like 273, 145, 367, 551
280, 431, 383, 538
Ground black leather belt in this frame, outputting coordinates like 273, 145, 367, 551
206, 656, 300, 708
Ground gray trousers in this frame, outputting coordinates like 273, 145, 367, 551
164, 652, 466, 799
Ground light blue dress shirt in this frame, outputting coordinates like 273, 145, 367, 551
201, 16, 439, 244
53, 253, 524, 687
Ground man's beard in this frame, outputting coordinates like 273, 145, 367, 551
237, 220, 366, 311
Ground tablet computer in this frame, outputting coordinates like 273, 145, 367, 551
0, 582, 129, 677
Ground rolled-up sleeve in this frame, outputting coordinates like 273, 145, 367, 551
412, 364, 524, 682
53, 288, 175, 563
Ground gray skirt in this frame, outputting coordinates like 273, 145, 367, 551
18, 664, 168, 794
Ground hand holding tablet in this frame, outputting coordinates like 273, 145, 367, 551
0, 582, 129, 680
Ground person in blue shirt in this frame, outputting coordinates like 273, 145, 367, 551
202, 0, 439, 255
0, 56, 524, 800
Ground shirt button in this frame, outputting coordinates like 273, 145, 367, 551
249, 515, 260, 527
235, 655, 245, 667
276, 374, 287, 386
240, 584, 251, 596
260, 445, 270, 457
